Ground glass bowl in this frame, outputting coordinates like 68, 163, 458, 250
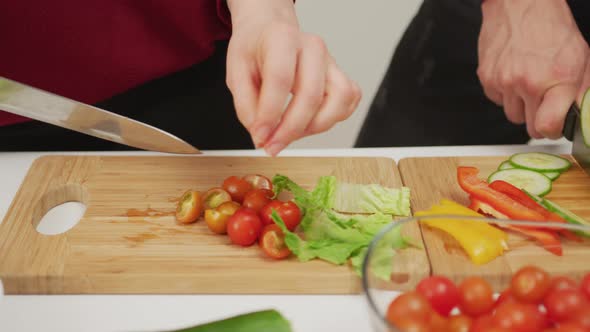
361, 215, 590, 332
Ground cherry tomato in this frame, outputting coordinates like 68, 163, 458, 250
469, 313, 494, 332
242, 189, 273, 213
458, 277, 495, 317
175, 190, 202, 224
386, 291, 433, 327
259, 224, 291, 259
567, 305, 590, 330
416, 275, 460, 316
204, 201, 240, 234
227, 208, 262, 246
395, 318, 431, 332
202, 187, 232, 210
511, 266, 552, 303
493, 302, 547, 332
430, 312, 449, 331
259, 200, 302, 231
582, 273, 590, 301
549, 276, 578, 293
495, 288, 516, 309
554, 323, 588, 332
447, 314, 472, 332
544, 289, 589, 323
242, 174, 273, 190
222, 176, 253, 203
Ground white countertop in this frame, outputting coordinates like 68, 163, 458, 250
0, 143, 572, 332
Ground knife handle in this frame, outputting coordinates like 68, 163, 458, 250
562, 103, 580, 142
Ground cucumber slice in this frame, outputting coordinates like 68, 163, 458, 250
540, 198, 590, 238
498, 159, 561, 181
543, 171, 561, 181
509, 152, 572, 172
498, 160, 514, 170
581, 87, 590, 147
488, 169, 552, 196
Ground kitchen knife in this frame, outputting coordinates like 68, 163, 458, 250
562, 103, 589, 175
0, 76, 200, 154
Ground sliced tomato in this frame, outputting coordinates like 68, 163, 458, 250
175, 190, 202, 224
469, 198, 562, 256
222, 176, 253, 203
458, 167, 546, 221
243, 174, 273, 191
202, 187, 232, 210
204, 201, 240, 234
259, 224, 291, 259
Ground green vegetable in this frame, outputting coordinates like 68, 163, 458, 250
271, 175, 414, 279
525, 191, 590, 238
497, 160, 561, 181
581, 86, 590, 147
165, 309, 292, 332
333, 183, 411, 216
509, 152, 572, 172
487, 168, 553, 196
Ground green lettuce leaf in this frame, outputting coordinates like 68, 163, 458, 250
333, 183, 411, 216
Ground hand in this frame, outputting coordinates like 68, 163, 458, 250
477, 0, 590, 139
226, 0, 361, 156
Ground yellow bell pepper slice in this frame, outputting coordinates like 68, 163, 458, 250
415, 199, 508, 265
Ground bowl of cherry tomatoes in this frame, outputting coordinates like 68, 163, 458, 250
362, 216, 590, 332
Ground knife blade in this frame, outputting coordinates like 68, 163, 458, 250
563, 103, 590, 176
0, 76, 200, 154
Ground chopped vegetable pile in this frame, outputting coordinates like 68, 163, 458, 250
384, 266, 590, 332
174, 173, 413, 276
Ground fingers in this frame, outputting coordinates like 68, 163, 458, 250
262, 35, 329, 156
226, 55, 259, 130
535, 85, 577, 139
503, 93, 525, 124
303, 57, 361, 137
252, 30, 298, 147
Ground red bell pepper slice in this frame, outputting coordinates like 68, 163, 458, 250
489, 180, 583, 242
469, 197, 563, 256
457, 167, 546, 221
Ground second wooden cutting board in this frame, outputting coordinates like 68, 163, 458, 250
398, 155, 590, 290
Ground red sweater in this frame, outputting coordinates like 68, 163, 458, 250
0, 0, 232, 126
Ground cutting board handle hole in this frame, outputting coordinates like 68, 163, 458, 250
33, 184, 88, 236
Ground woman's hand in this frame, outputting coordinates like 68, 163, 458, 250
477, 0, 590, 139
226, 0, 361, 156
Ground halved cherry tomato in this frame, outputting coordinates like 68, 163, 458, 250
511, 265, 552, 303
386, 291, 433, 328
493, 302, 547, 332
582, 273, 590, 301
227, 207, 262, 246
242, 174, 273, 191
458, 276, 495, 317
204, 201, 240, 234
544, 289, 589, 322
260, 200, 302, 231
222, 176, 253, 203
242, 189, 273, 213
202, 187, 232, 210
416, 275, 460, 316
175, 190, 202, 224
259, 224, 291, 259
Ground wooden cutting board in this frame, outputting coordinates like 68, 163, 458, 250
398, 155, 590, 290
0, 155, 428, 294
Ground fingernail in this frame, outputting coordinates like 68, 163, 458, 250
253, 125, 271, 146
265, 142, 285, 157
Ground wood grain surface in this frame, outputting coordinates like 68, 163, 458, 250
398, 155, 590, 290
0, 155, 427, 294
